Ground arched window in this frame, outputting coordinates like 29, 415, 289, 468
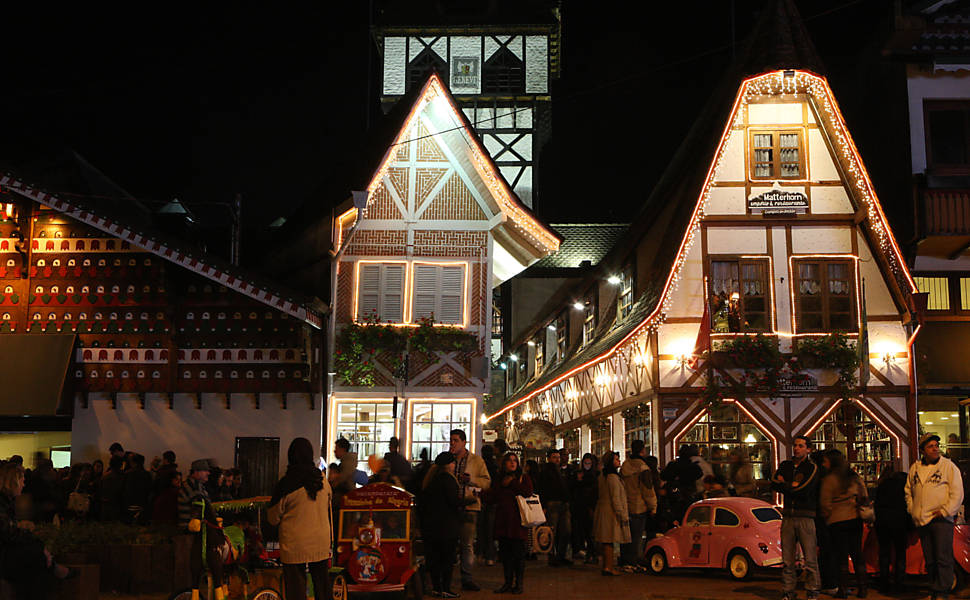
201, 312, 210, 320
111, 285, 120, 294
262, 370, 271, 379
81, 286, 90, 294
97, 259, 106, 267
483, 46, 525, 94
126, 285, 135, 294
36, 259, 45, 267
68, 259, 75, 267
1, 313, 10, 320
63, 313, 72, 320
156, 312, 165, 320
246, 370, 254, 379
32, 313, 41, 320
144, 258, 152, 266
277, 369, 286, 378
5, 259, 14, 267
230, 370, 238, 379
105, 370, 114, 378
109, 312, 118, 320
121, 370, 129, 379
90, 371, 98, 378
207, 350, 216, 360
114, 350, 124, 360
50, 286, 58, 294
186, 312, 195, 320
407, 47, 447, 91
75, 240, 85, 251
140, 312, 148, 320
96, 285, 105, 294
217, 312, 226, 320
128, 258, 136, 266
66, 286, 74, 294
142, 285, 151, 293
53, 230, 62, 238
82, 259, 91, 267
34, 285, 43, 294
136, 370, 145, 379
199, 370, 208, 379
47, 312, 56, 320
145, 350, 154, 361
52, 259, 60, 267
129, 350, 138, 360
183, 370, 192, 379
214, 371, 224, 379
3, 286, 11, 294
249, 312, 258, 320
152, 371, 161, 379
124, 312, 133, 320
94, 312, 103, 320
79, 312, 87, 320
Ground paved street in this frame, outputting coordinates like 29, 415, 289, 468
99, 560, 969, 600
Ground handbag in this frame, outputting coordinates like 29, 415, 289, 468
516, 494, 546, 527
67, 482, 91, 515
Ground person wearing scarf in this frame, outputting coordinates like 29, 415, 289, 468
268, 438, 333, 600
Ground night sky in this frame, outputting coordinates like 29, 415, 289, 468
2, 1, 909, 242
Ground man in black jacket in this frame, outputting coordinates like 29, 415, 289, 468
537, 448, 572, 566
771, 435, 821, 600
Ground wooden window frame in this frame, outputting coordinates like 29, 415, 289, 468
748, 128, 806, 181
355, 262, 406, 324
912, 272, 970, 319
924, 99, 970, 176
914, 275, 952, 312
617, 269, 634, 320
533, 333, 544, 375
411, 263, 466, 325
708, 256, 772, 334
792, 258, 857, 334
581, 298, 596, 348
555, 313, 568, 363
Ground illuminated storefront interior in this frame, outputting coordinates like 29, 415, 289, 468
810, 402, 894, 487
678, 403, 773, 486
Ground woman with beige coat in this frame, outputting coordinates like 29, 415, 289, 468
267, 438, 333, 600
819, 450, 868, 599
728, 448, 758, 498
594, 451, 630, 576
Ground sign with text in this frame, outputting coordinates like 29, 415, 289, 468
451, 57, 480, 92
748, 188, 809, 216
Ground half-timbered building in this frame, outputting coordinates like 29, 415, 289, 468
325, 73, 559, 464
489, 0, 921, 488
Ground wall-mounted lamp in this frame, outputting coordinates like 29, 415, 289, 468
499, 363, 507, 370
882, 352, 895, 367
509, 354, 519, 362
572, 301, 585, 310
527, 340, 536, 347
547, 324, 557, 331
480, 414, 489, 425
607, 275, 622, 285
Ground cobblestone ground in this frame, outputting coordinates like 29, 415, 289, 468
98, 560, 970, 600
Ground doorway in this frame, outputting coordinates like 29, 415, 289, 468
234, 437, 280, 497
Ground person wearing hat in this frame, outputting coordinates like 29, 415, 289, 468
177, 459, 226, 600
906, 433, 965, 599
420, 451, 473, 598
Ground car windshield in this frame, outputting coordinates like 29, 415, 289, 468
752, 506, 782, 523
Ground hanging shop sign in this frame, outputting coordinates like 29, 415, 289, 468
451, 57, 480, 92
748, 186, 809, 216
776, 373, 819, 396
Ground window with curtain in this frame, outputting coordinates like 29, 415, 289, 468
412, 263, 465, 324
709, 259, 770, 333
750, 130, 803, 179
356, 263, 405, 323
795, 260, 855, 332
914, 276, 951, 311
617, 270, 634, 319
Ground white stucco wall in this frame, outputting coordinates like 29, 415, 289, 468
72, 393, 323, 473
715, 130, 746, 182
524, 36, 548, 94
707, 187, 746, 215
383, 37, 407, 95
791, 226, 852, 253
748, 103, 803, 125
858, 231, 899, 316
808, 129, 840, 181
810, 186, 853, 214
707, 226, 768, 254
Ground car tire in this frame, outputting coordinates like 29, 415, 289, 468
647, 548, 667, 575
727, 550, 754, 581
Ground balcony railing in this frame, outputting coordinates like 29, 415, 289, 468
922, 189, 970, 236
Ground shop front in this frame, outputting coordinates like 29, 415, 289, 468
808, 400, 897, 487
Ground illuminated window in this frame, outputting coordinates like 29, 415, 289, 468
590, 420, 612, 460
356, 262, 405, 323
555, 313, 567, 362
66, 286, 74, 294
336, 402, 396, 466
68, 259, 75, 267
710, 259, 770, 333
411, 263, 465, 324
2, 286, 11, 294
915, 276, 951, 311
680, 403, 772, 485
533, 333, 544, 374
794, 259, 855, 333
52, 259, 60, 267
750, 130, 803, 179
617, 271, 634, 320
582, 301, 596, 347
812, 403, 892, 487
410, 401, 472, 461
925, 100, 970, 174
36, 259, 45, 267
50, 286, 58, 294
623, 403, 651, 453
492, 303, 503, 338
961, 278, 970, 311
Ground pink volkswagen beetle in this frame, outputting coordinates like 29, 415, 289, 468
645, 497, 784, 581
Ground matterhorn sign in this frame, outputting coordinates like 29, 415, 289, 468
747, 182, 809, 216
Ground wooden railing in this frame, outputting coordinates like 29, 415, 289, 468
923, 189, 970, 235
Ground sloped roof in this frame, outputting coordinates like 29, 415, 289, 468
884, 0, 970, 61
1, 174, 328, 327
528, 223, 628, 270
489, 0, 918, 421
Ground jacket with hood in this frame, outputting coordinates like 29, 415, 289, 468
267, 438, 333, 564
620, 457, 657, 515
905, 455, 964, 527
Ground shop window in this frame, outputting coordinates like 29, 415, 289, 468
915, 276, 950, 311
336, 402, 396, 466
617, 271, 634, 320
410, 401, 472, 462
924, 100, 970, 174
623, 403, 651, 453
811, 402, 892, 487
590, 420, 613, 460
919, 410, 964, 456
679, 403, 772, 486
582, 300, 596, 347
750, 130, 803, 179
412, 263, 465, 324
482, 46, 525, 94
710, 258, 770, 332
794, 259, 855, 333
356, 262, 406, 323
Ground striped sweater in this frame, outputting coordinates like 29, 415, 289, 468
177, 477, 210, 529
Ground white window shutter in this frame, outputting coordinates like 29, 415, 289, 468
358, 264, 381, 320
382, 264, 405, 322
412, 264, 438, 321
439, 266, 464, 324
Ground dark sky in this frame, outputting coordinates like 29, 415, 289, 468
1, 1, 909, 239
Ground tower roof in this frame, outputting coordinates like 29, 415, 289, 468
739, 0, 825, 78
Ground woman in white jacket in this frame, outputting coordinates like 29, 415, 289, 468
905, 434, 964, 599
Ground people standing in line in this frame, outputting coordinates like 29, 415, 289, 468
660, 445, 703, 525
449, 428, 492, 592
99, 455, 126, 522
331, 438, 358, 509
819, 450, 868, 599
691, 446, 714, 496
537, 448, 573, 566
594, 451, 630, 576
771, 435, 821, 600
619, 440, 656, 570
151, 468, 181, 526
109, 442, 126, 466
384, 436, 413, 488
813, 450, 837, 595
267, 438, 333, 600
906, 434, 965, 600
727, 448, 757, 498
178, 459, 227, 600
478, 445, 499, 566
644, 455, 663, 538
420, 452, 472, 599
571, 452, 600, 564
483, 452, 533, 595
874, 464, 909, 593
